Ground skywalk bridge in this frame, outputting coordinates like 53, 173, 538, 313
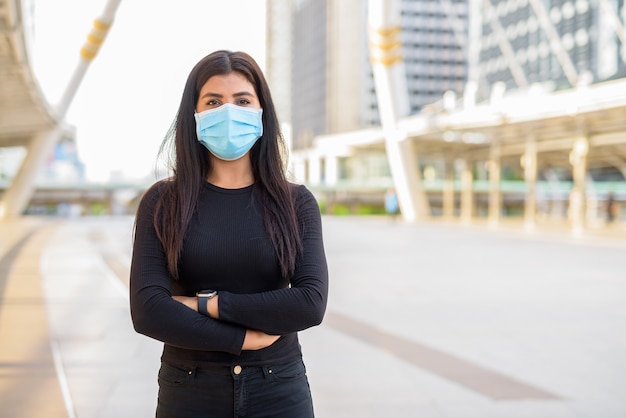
0, 0, 66, 217
0, 0, 121, 219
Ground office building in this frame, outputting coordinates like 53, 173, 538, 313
473, 0, 626, 99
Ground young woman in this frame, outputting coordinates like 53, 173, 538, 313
130, 50, 328, 417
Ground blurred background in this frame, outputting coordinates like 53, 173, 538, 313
1, 0, 624, 231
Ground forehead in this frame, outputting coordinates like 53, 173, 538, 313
199, 72, 255, 94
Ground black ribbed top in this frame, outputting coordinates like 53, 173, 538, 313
130, 182, 328, 367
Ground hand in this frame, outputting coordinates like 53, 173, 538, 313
242, 330, 280, 350
172, 295, 197, 311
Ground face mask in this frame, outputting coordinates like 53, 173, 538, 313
194, 103, 263, 161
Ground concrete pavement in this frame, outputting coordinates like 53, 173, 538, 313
1, 215, 625, 417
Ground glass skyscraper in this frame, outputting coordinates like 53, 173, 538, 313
474, 0, 626, 99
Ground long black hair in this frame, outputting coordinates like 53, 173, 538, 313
152, 50, 301, 280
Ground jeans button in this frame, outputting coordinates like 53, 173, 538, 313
233, 365, 242, 375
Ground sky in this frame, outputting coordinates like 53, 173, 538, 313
32, 0, 267, 182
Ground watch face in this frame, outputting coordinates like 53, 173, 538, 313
197, 290, 217, 297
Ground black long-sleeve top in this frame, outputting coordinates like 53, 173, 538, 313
130, 181, 328, 367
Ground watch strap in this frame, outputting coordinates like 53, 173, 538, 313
198, 295, 209, 316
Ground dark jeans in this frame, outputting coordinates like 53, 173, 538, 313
156, 358, 314, 418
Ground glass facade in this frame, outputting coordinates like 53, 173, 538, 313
291, 0, 328, 150
476, 0, 626, 99
400, 0, 469, 113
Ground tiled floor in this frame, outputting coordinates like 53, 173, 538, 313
1, 215, 625, 417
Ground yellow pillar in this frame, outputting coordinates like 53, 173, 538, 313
488, 143, 501, 227
460, 159, 474, 224
522, 138, 538, 230
443, 154, 455, 219
568, 136, 589, 234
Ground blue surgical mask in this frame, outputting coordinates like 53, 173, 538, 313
194, 103, 263, 161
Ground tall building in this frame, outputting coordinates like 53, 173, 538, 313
272, 0, 469, 151
401, 0, 469, 112
265, 0, 294, 130
473, 0, 626, 100
290, 0, 329, 150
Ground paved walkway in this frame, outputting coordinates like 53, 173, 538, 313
1, 215, 625, 417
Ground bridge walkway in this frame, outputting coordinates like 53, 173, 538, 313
0, 216, 625, 417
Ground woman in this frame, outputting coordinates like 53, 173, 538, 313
130, 50, 328, 417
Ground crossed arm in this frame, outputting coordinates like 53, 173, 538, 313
172, 294, 280, 350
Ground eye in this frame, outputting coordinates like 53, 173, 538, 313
236, 98, 252, 106
206, 99, 221, 106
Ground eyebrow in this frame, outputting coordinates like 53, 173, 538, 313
199, 91, 255, 100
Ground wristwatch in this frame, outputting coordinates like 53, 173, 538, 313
196, 290, 218, 316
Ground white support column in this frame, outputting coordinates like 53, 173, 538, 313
368, 0, 429, 222
324, 155, 339, 186
443, 154, 455, 219
460, 159, 474, 224
0, 127, 63, 218
568, 136, 589, 235
487, 143, 502, 227
522, 138, 538, 230
291, 155, 307, 184
308, 155, 322, 186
